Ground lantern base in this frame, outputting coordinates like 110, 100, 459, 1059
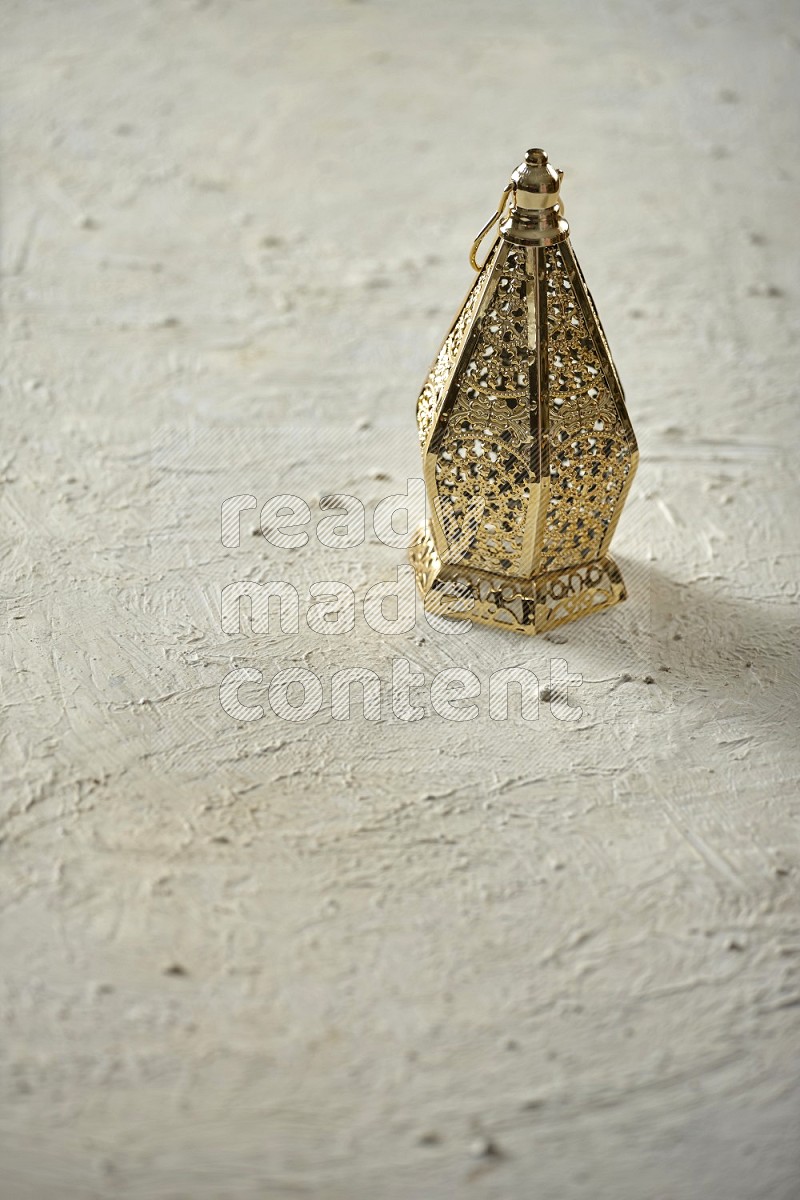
409, 522, 627, 635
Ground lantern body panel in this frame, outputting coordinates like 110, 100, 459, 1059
412, 220, 638, 635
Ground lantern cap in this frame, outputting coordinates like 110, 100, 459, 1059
511, 149, 562, 198
500, 147, 568, 246
469, 148, 569, 269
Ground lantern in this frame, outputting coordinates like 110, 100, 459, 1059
410, 149, 638, 634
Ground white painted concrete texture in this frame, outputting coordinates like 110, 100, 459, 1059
2, 1, 799, 1197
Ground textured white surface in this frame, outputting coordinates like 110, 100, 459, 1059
2, 1, 800, 1197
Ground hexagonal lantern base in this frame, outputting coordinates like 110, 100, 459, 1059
409, 521, 627, 636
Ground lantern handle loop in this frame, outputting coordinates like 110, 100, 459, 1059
469, 182, 514, 271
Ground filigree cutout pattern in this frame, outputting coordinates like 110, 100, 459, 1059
416, 254, 495, 449
431, 246, 535, 576
538, 245, 635, 572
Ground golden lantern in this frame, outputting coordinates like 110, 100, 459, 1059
410, 149, 638, 634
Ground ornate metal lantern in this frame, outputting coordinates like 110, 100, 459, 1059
410, 149, 638, 634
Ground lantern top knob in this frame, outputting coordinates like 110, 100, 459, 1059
512, 149, 563, 201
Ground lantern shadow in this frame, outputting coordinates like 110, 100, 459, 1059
623, 559, 799, 758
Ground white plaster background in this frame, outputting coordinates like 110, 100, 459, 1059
2, 1, 799, 1197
